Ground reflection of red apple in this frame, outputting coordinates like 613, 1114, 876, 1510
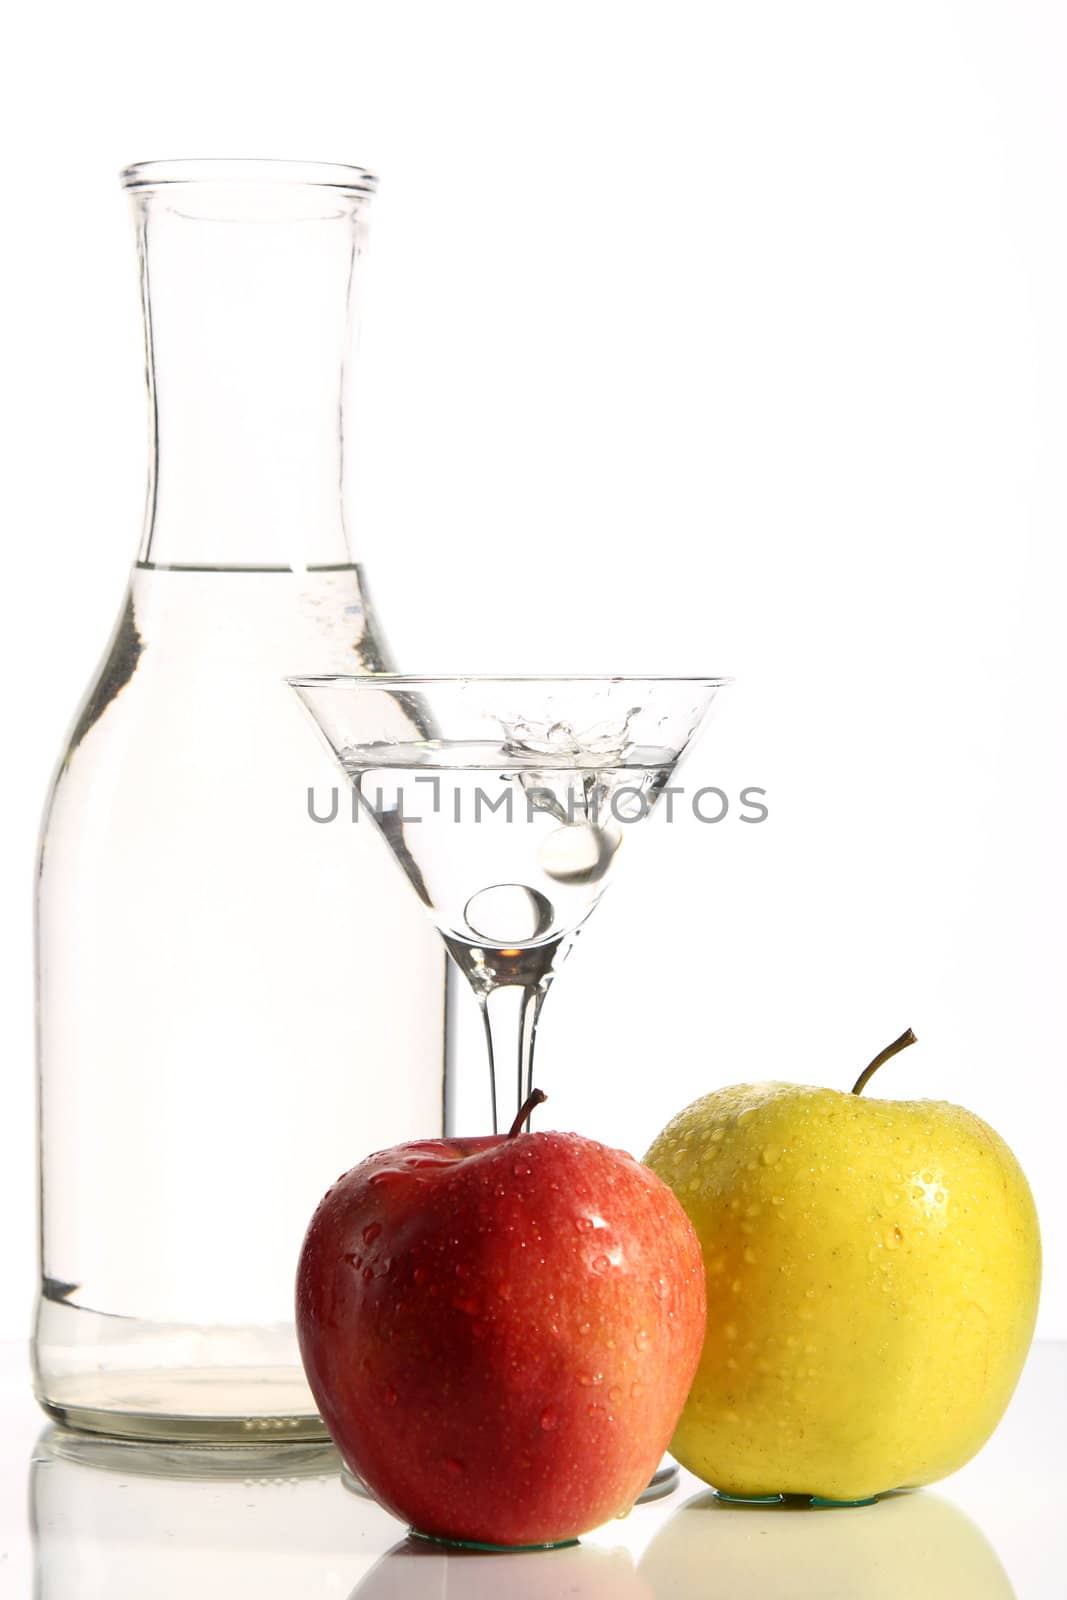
297, 1092, 705, 1547
351, 1535, 654, 1600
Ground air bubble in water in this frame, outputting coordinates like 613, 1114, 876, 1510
463, 883, 554, 943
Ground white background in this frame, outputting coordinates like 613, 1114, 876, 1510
1, 0, 1064, 1338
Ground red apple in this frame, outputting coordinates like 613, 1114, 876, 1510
296, 1091, 706, 1547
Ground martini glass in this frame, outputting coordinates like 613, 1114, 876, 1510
288, 675, 727, 1136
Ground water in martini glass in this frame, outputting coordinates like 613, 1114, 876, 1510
289, 677, 726, 1134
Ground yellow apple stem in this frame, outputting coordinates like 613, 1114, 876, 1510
850, 1028, 918, 1095
508, 1087, 547, 1137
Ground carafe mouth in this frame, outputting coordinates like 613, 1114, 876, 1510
120, 159, 377, 195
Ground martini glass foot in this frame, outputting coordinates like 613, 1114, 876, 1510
637, 1457, 680, 1503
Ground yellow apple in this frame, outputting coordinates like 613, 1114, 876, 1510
644, 1031, 1041, 1502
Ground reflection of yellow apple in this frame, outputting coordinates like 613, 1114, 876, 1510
640, 1489, 1016, 1600
645, 1033, 1041, 1501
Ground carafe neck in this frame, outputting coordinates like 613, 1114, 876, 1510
126, 161, 376, 571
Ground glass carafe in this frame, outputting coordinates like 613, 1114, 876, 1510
33, 160, 447, 1442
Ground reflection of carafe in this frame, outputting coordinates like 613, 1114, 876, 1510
29, 1427, 396, 1598
33, 161, 447, 1440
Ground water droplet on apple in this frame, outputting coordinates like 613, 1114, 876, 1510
578, 1321, 592, 1335
592, 1255, 611, 1274
362, 1223, 382, 1245
935, 1189, 946, 1204
884, 1225, 903, 1250
630, 1380, 644, 1398
761, 1144, 782, 1166
540, 1406, 558, 1430
444, 1457, 466, 1475
922, 1171, 934, 1185
362, 1266, 374, 1283
384, 1385, 398, 1407
575, 1216, 594, 1232
452, 1295, 480, 1315
609, 1385, 623, 1403
634, 1328, 651, 1352
578, 1372, 604, 1387
413, 1266, 427, 1285
653, 1276, 669, 1299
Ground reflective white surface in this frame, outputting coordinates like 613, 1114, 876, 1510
2, 1341, 1064, 1597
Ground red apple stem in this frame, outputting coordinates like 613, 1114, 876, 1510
508, 1087, 547, 1137
851, 1028, 918, 1095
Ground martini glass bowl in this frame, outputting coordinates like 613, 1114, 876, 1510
288, 675, 727, 1134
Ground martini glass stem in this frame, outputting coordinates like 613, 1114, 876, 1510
478, 981, 549, 1134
